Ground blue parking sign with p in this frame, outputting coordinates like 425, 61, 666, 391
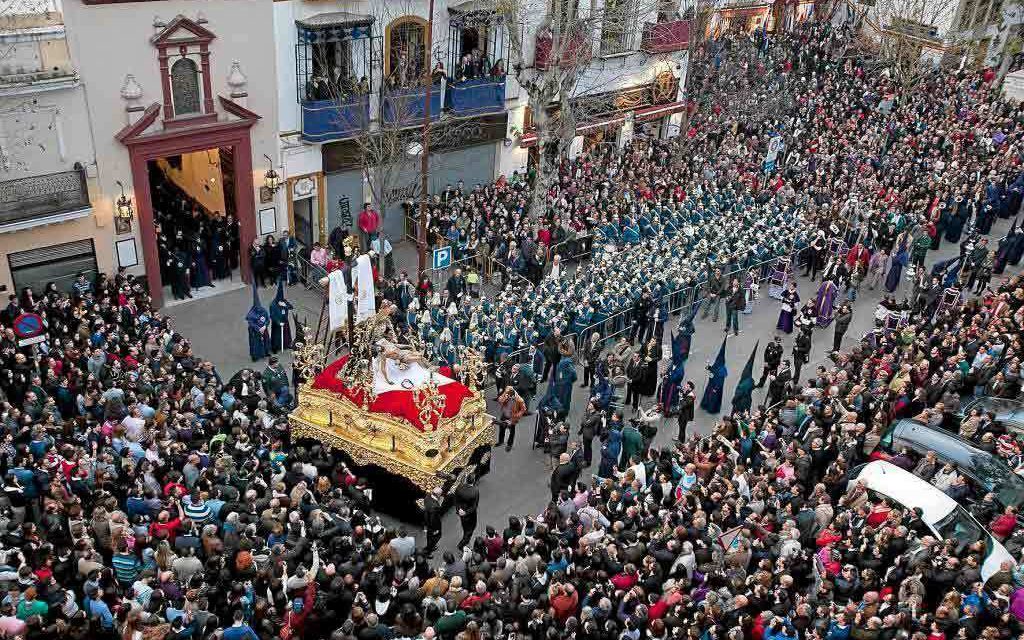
432, 246, 452, 270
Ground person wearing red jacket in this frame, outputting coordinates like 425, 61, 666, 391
610, 565, 638, 591
460, 581, 492, 611
846, 243, 870, 271
357, 202, 380, 251
816, 525, 843, 548
282, 544, 320, 639
549, 583, 578, 622
991, 506, 1018, 540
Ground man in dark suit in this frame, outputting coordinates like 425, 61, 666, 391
756, 337, 783, 388
446, 268, 467, 302
676, 381, 696, 442
724, 278, 745, 337
454, 475, 479, 549
577, 402, 602, 467
422, 487, 444, 557
549, 446, 582, 501
768, 360, 793, 406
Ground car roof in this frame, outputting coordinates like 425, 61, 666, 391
892, 419, 978, 468
891, 419, 1024, 505
963, 396, 1024, 430
853, 460, 955, 526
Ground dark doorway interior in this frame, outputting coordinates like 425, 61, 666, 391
147, 147, 241, 301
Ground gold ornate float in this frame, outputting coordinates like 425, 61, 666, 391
289, 306, 494, 495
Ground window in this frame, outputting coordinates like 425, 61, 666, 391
170, 58, 202, 116
601, 0, 637, 55
151, 16, 216, 122
387, 17, 427, 89
658, 0, 682, 21
550, 0, 580, 27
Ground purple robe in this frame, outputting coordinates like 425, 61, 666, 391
776, 289, 799, 334
815, 280, 838, 328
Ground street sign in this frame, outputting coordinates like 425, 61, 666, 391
12, 312, 44, 339
17, 334, 46, 348
432, 246, 452, 270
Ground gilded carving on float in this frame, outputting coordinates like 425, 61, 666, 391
288, 309, 494, 494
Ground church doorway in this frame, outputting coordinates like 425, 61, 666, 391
148, 147, 243, 303
122, 116, 257, 307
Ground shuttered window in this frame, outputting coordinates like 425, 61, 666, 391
9, 239, 98, 293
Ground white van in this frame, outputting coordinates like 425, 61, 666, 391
850, 460, 1017, 584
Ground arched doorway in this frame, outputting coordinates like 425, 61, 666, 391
119, 107, 258, 307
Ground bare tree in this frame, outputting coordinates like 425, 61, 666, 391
306, 0, 485, 245
677, 0, 720, 137
993, 3, 1024, 86
866, 0, 959, 92
497, 0, 677, 216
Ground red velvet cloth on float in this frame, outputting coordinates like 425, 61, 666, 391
311, 355, 474, 431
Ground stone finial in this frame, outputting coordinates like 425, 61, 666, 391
120, 74, 142, 102
121, 75, 144, 125
226, 60, 248, 92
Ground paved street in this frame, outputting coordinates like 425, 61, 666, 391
166, 217, 1019, 551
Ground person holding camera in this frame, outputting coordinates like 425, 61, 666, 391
496, 386, 527, 452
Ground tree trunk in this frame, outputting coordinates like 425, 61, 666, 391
995, 25, 1016, 88
528, 94, 552, 218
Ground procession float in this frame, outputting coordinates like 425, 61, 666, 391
289, 254, 494, 521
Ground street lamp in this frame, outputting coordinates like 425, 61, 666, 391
114, 180, 134, 221
263, 154, 281, 194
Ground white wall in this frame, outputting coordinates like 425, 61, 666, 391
62, 0, 280, 277
276, 0, 301, 135
0, 84, 93, 178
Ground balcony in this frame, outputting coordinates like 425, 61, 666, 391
381, 85, 442, 127
445, 77, 506, 116
640, 19, 690, 53
300, 96, 370, 143
534, 31, 592, 69
0, 167, 91, 232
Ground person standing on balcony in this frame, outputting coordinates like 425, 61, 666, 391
357, 202, 380, 252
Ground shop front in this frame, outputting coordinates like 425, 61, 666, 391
321, 113, 507, 243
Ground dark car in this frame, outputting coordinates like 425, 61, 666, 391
959, 396, 1024, 436
872, 418, 1024, 509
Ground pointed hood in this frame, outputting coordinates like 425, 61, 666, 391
700, 338, 728, 414
709, 338, 727, 378
246, 280, 268, 325
273, 276, 288, 306
731, 341, 758, 414
739, 341, 758, 382
674, 304, 699, 363
679, 303, 699, 336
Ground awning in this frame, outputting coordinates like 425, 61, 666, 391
448, 0, 500, 25
720, 7, 770, 18
448, 0, 498, 14
296, 12, 374, 29
635, 100, 687, 122
519, 115, 626, 147
296, 12, 373, 43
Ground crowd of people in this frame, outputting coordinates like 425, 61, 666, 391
1, 14, 1024, 640
151, 167, 242, 301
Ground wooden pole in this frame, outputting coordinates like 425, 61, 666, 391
417, 0, 436, 278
